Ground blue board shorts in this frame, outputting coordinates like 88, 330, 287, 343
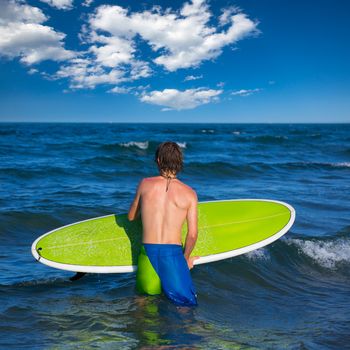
136, 243, 198, 306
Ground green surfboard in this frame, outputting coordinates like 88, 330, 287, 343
31, 199, 295, 273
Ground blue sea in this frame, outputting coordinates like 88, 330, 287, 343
1, 123, 349, 349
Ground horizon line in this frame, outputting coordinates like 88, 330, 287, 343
0, 121, 349, 124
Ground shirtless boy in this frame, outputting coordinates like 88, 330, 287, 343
128, 141, 199, 306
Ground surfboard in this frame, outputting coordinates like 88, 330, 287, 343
31, 199, 295, 273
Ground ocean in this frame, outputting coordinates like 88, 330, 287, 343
0, 123, 349, 349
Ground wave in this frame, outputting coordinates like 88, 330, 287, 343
100, 140, 187, 152
282, 161, 350, 170
3, 232, 350, 290
238, 135, 289, 144
2, 159, 347, 182
185, 161, 262, 177
3, 276, 68, 288
0, 129, 17, 136
0, 166, 72, 179
243, 234, 350, 271
341, 148, 350, 156
176, 142, 187, 148
245, 248, 270, 261
80, 155, 141, 167
119, 141, 187, 150
119, 141, 149, 150
332, 162, 350, 168
185, 160, 350, 176
284, 236, 350, 269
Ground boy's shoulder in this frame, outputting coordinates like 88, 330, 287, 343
141, 176, 157, 182
138, 176, 157, 188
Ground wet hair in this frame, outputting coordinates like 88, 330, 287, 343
155, 141, 183, 175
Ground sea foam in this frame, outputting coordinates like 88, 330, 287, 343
285, 237, 350, 269
176, 142, 187, 148
245, 248, 270, 261
119, 141, 186, 149
119, 141, 149, 149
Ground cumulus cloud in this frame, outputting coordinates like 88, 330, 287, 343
231, 88, 262, 96
89, 35, 135, 68
0, 0, 46, 23
54, 57, 128, 89
39, 0, 74, 10
88, 0, 258, 71
0, 0, 75, 64
0, 0, 260, 110
140, 88, 222, 111
54, 55, 151, 89
52, 5, 153, 89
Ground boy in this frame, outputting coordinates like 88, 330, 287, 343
128, 141, 199, 306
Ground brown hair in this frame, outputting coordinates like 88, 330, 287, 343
155, 141, 183, 175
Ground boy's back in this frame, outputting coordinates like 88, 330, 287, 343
139, 175, 197, 245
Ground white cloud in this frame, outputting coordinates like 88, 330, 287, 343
184, 74, 203, 81
0, 0, 75, 64
219, 6, 241, 26
51, 5, 153, 89
129, 60, 152, 80
54, 57, 127, 89
28, 68, 38, 74
108, 86, 131, 94
82, 0, 93, 7
108, 84, 150, 95
53, 54, 151, 89
231, 88, 262, 96
88, 0, 258, 71
0, 0, 259, 109
39, 0, 74, 10
0, 0, 46, 24
89, 35, 135, 67
140, 88, 222, 110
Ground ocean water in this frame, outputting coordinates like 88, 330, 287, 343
0, 123, 349, 349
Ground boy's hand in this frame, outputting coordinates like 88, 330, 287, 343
186, 256, 200, 270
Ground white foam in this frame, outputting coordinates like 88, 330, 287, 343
119, 141, 149, 150
331, 162, 350, 168
201, 129, 214, 133
286, 237, 350, 269
293, 161, 350, 168
232, 131, 241, 135
245, 248, 270, 261
176, 142, 187, 148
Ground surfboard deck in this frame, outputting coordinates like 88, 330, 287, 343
31, 199, 295, 273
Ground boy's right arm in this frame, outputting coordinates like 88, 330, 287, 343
183, 191, 199, 269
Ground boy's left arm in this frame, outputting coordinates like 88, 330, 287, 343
128, 179, 143, 221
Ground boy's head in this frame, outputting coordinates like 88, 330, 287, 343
155, 141, 183, 176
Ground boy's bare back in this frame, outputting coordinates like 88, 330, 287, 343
129, 175, 198, 245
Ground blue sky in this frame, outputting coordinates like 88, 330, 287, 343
0, 0, 349, 122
